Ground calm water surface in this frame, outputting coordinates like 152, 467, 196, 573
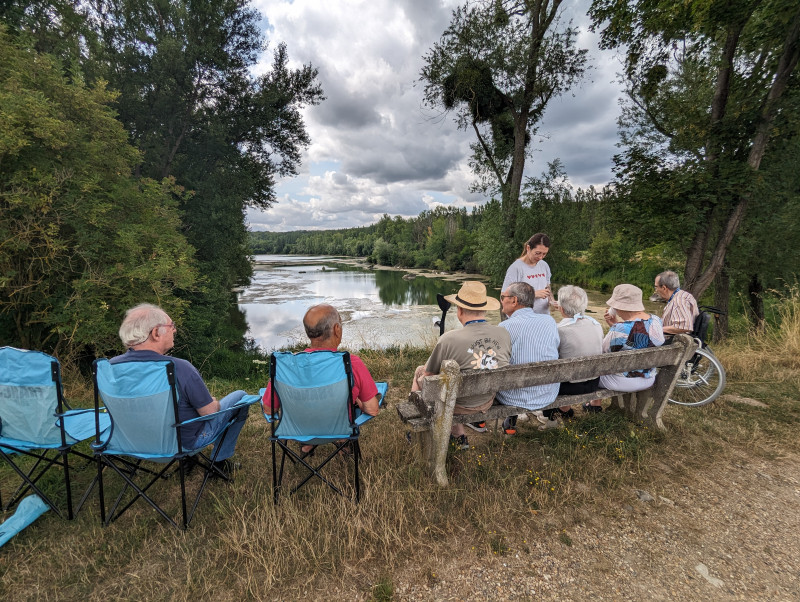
238, 255, 660, 352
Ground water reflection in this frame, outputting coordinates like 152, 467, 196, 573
239, 256, 470, 351
239, 255, 662, 352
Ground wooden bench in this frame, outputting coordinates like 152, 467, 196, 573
397, 334, 697, 486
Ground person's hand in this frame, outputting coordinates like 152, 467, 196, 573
603, 310, 618, 327
534, 288, 550, 299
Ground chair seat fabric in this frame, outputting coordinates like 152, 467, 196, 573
0, 346, 102, 519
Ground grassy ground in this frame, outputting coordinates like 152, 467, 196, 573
2, 298, 800, 600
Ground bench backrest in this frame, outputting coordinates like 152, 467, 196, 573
420, 335, 695, 399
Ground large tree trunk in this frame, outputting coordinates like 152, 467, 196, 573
684, 8, 800, 300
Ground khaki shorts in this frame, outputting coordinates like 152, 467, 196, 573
454, 395, 495, 415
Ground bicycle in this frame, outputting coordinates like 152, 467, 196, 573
667, 305, 727, 407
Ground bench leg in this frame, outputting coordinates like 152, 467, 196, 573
412, 431, 436, 467
429, 360, 462, 487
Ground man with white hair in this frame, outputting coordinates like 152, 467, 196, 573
496, 282, 560, 434
654, 270, 699, 335
111, 303, 250, 477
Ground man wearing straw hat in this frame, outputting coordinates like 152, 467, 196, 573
411, 281, 511, 450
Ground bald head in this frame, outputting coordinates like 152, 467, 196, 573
303, 304, 342, 347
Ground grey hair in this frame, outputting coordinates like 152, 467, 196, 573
459, 308, 488, 320
657, 270, 680, 290
557, 285, 589, 317
119, 303, 169, 347
303, 305, 341, 340
506, 282, 535, 308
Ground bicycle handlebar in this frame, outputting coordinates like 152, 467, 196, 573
699, 305, 727, 316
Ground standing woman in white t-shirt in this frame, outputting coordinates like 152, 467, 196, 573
502, 232, 552, 314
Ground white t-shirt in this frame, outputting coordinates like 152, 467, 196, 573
502, 259, 551, 314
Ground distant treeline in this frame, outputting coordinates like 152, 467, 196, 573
250, 171, 681, 293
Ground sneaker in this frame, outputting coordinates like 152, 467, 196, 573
449, 434, 470, 450
538, 418, 563, 431
502, 416, 517, 436
536, 413, 551, 425
180, 455, 199, 476
466, 421, 487, 433
582, 402, 602, 413
516, 413, 529, 422
210, 458, 241, 479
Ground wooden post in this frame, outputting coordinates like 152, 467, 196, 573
644, 334, 697, 430
426, 360, 461, 487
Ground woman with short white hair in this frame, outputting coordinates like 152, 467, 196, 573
538, 285, 604, 429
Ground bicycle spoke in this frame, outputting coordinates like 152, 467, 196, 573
668, 347, 726, 407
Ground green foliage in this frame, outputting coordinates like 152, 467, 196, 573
421, 0, 588, 242
80, 0, 323, 360
0, 27, 198, 360
1, 0, 325, 363
589, 0, 800, 315
587, 230, 627, 273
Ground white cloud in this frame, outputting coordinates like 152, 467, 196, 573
248, 0, 624, 231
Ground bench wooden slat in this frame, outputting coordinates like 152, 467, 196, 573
439, 343, 688, 397
396, 334, 697, 487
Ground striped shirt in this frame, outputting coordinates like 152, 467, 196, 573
495, 307, 560, 410
662, 288, 699, 333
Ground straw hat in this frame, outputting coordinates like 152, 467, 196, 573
606, 284, 645, 312
444, 281, 501, 311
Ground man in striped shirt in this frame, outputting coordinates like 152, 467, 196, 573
655, 271, 699, 335
495, 282, 560, 432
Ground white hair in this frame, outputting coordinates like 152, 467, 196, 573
557, 285, 589, 317
119, 303, 169, 347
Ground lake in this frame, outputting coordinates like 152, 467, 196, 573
238, 255, 657, 352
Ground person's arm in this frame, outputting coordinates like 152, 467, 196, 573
357, 395, 380, 416
181, 364, 220, 416
648, 317, 666, 346
197, 398, 221, 416
663, 324, 691, 334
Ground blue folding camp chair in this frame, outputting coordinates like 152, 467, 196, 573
265, 350, 387, 504
92, 358, 260, 530
0, 346, 110, 519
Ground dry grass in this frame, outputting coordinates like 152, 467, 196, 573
2, 323, 800, 599
716, 287, 800, 387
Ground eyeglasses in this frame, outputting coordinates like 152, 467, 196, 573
155, 322, 176, 332
500, 294, 516, 301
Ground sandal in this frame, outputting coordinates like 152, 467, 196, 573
299, 444, 316, 459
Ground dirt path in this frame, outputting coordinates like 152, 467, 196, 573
388, 452, 800, 601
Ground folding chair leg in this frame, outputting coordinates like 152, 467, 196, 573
1, 448, 66, 519
353, 441, 361, 504
61, 446, 75, 520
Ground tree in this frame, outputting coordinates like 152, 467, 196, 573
589, 0, 800, 320
0, 27, 197, 361
84, 0, 324, 358
421, 0, 588, 262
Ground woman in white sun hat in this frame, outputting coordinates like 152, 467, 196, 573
585, 284, 665, 412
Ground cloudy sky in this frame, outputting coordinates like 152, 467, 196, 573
247, 0, 624, 232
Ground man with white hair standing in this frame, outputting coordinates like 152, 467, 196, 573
110, 303, 250, 477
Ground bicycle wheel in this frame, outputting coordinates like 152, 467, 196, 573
668, 347, 726, 407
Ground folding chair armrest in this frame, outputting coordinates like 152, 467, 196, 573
354, 382, 388, 426
55, 407, 100, 418
177, 394, 261, 427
